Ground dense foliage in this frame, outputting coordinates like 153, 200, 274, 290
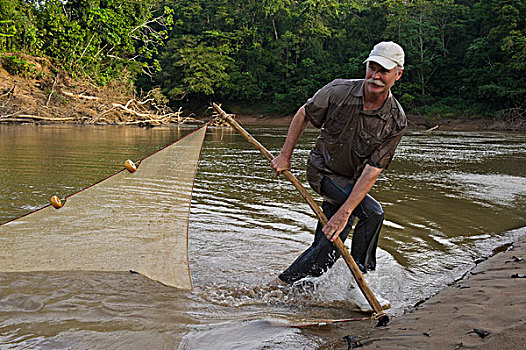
1, 0, 524, 118
0, 0, 172, 85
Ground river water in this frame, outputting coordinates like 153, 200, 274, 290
1, 124, 525, 349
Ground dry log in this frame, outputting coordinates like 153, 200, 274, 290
0, 114, 76, 122
425, 125, 439, 132
62, 91, 99, 100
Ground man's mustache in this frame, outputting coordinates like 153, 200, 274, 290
365, 78, 385, 87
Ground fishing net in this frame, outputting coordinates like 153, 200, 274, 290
0, 125, 207, 290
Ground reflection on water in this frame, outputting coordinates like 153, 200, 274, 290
1, 124, 525, 349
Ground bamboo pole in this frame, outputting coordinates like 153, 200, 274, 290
212, 103, 388, 325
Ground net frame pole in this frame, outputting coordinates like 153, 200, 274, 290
212, 103, 388, 325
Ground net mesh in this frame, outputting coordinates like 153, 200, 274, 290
0, 125, 207, 290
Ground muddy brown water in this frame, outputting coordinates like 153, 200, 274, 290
1, 124, 525, 349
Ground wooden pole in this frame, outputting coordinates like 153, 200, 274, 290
212, 103, 388, 324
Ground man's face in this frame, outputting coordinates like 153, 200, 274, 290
364, 62, 403, 96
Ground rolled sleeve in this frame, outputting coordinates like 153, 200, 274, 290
304, 81, 335, 128
368, 129, 405, 169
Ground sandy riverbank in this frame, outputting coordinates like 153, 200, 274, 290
229, 113, 524, 132
355, 234, 526, 349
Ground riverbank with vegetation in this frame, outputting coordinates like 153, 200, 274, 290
0, 54, 193, 126
0, 58, 521, 131
1, 0, 524, 129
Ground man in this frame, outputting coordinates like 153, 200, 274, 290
270, 41, 406, 286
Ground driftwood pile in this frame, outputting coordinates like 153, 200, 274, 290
0, 56, 196, 126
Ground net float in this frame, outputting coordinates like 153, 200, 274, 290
50, 196, 63, 209
124, 159, 137, 173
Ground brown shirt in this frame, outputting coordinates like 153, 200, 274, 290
305, 79, 406, 194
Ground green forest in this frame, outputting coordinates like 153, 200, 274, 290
1, 0, 525, 119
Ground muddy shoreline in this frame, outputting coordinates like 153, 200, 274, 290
360, 232, 526, 349
228, 113, 525, 132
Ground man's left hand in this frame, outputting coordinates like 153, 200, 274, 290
322, 209, 351, 242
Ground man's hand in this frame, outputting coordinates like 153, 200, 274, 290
271, 154, 291, 177
322, 208, 351, 242
270, 105, 308, 177
321, 165, 383, 242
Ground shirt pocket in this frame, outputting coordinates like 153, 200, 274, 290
323, 111, 348, 136
353, 129, 381, 158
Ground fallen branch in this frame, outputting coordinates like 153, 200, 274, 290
425, 125, 439, 132
111, 100, 184, 121
114, 116, 195, 126
112, 101, 152, 118
0, 118, 30, 123
62, 91, 99, 100
137, 98, 155, 105
0, 84, 16, 98
0, 114, 76, 122
46, 74, 58, 106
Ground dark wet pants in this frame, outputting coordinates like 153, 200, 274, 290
278, 176, 384, 284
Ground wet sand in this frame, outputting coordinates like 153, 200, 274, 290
360, 234, 526, 349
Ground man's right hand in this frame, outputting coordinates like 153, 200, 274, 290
271, 153, 291, 177
270, 105, 308, 177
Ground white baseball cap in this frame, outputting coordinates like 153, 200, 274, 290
363, 41, 404, 70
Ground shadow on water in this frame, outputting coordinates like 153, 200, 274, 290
0, 125, 525, 349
